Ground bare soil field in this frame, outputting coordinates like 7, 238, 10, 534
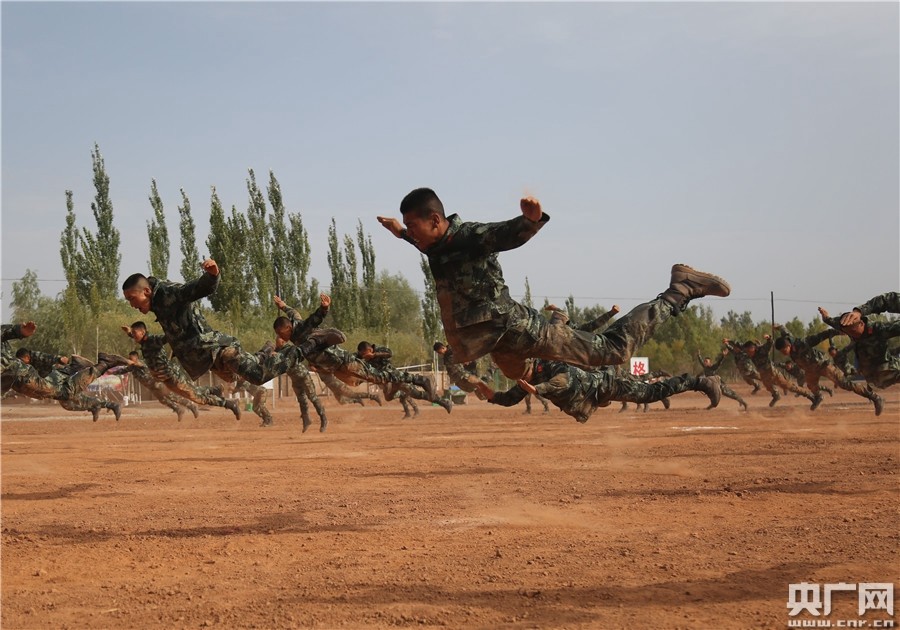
2, 385, 898, 630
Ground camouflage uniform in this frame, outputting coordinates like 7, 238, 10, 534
697, 351, 748, 410
822, 314, 900, 389
618, 369, 673, 413
741, 337, 817, 407
137, 332, 233, 409
523, 393, 551, 415
29, 350, 122, 420
1, 325, 109, 402
359, 344, 447, 415
442, 346, 486, 399
284, 359, 329, 431
410, 213, 683, 379
776, 326, 879, 411
145, 273, 315, 386
231, 378, 273, 426
723, 341, 763, 393
308, 344, 433, 393
317, 370, 373, 406
488, 359, 719, 423
118, 360, 198, 420
853, 292, 900, 318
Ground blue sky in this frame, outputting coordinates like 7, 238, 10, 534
2, 1, 898, 325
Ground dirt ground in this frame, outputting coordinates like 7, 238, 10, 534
2, 384, 898, 630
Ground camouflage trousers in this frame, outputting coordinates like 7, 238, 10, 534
447, 364, 486, 398
318, 372, 369, 405
1, 360, 98, 401
602, 372, 704, 407
802, 362, 880, 400
232, 380, 272, 424
59, 393, 116, 414
492, 298, 675, 379
288, 364, 327, 426
761, 367, 815, 401
153, 367, 230, 408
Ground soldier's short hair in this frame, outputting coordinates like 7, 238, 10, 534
130, 321, 147, 332
433, 341, 446, 352
15, 347, 30, 361
128, 351, 140, 358
122, 273, 149, 291
742, 340, 756, 350
774, 337, 790, 351
273, 316, 291, 331
400, 188, 444, 219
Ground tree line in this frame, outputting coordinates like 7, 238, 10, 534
10, 143, 866, 380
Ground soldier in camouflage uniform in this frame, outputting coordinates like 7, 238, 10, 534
122, 260, 336, 391
2, 322, 127, 407
379, 188, 730, 380
433, 342, 486, 400
728, 336, 819, 409
722, 341, 763, 394
697, 350, 748, 410
774, 325, 883, 415
314, 368, 380, 407
838, 292, 900, 327
14, 348, 122, 421
230, 377, 274, 427
272, 293, 438, 400
122, 322, 241, 419
820, 306, 900, 390
357, 341, 452, 414
118, 351, 199, 421
477, 359, 722, 423
618, 369, 672, 413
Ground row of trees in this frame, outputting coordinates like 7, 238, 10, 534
11, 144, 859, 377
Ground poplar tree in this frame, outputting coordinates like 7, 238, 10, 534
326, 219, 347, 329
523, 277, 533, 309
146, 179, 170, 279
206, 187, 232, 313
245, 169, 273, 306
342, 233, 361, 330
178, 188, 200, 282
287, 212, 317, 311
356, 220, 376, 328
267, 170, 293, 306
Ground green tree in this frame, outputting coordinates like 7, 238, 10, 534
523, 277, 533, 309
287, 212, 317, 311
267, 171, 293, 307
146, 179, 170, 279
79, 143, 121, 305
245, 169, 274, 306
327, 219, 347, 329
60, 190, 86, 301
178, 188, 200, 282
11, 270, 41, 317
357, 220, 377, 329
342, 233, 361, 330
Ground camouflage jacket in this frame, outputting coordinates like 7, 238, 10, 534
408, 212, 549, 363
280, 303, 329, 345
117, 362, 157, 389
696, 351, 725, 377
489, 359, 611, 422
307, 346, 356, 373
777, 326, 839, 371
823, 315, 900, 385
27, 350, 65, 378
1, 324, 26, 372
147, 273, 236, 380
138, 333, 191, 383
358, 345, 393, 371
856, 292, 900, 317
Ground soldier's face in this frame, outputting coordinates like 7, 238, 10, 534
403, 211, 444, 250
275, 325, 292, 342
124, 286, 152, 314
842, 321, 865, 339
778, 346, 790, 356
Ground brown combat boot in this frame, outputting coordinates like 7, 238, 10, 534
660, 264, 731, 311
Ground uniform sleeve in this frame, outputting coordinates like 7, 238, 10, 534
441, 214, 550, 258
169, 271, 220, 304
857, 292, 900, 317
489, 385, 529, 407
